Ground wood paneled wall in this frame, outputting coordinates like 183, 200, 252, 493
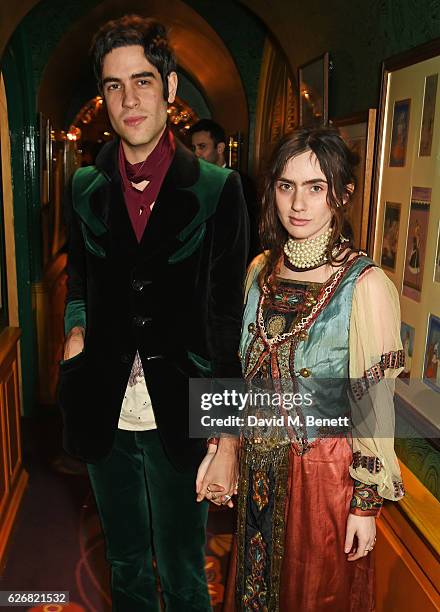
376, 462, 440, 610
0, 329, 27, 567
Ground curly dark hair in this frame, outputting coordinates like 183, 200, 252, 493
90, 15, 177, 100
258, 127, 359, 291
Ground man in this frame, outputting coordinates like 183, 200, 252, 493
189, 118, 227, 166
190, 119, 260, 260
59, 15, 248, 612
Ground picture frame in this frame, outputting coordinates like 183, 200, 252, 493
434, 221, 440, 283
298, 52, 329, 127
400, 321, 415, 384
380, 201, 401, 271
333, 110, 377, 252
389, 98, 411, 167
370, 39, 440, 431
423, 314, 440, 393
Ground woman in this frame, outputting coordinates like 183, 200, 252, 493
224, 127, 405, 611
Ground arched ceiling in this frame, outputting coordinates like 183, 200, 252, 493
37, 0, 248, 134
0, 0, 40, 57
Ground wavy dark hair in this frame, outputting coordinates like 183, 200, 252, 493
258, 127, 359, 290
90, 15, 176, 100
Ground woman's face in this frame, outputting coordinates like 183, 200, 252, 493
275, 150, 333, 241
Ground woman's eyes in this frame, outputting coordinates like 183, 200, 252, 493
277, 182, 324, 193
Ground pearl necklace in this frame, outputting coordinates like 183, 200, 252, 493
284, 227, 341, 271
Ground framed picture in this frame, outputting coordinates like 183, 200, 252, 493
298, 52, 329, 127
400, 322, 415, 384
434, 222, 440, 283
402, 187, 431, 302
434, 221, 440, 283
370, 39, 440, 430
419, 73, 438, 156
389, 98, 411, 167
423, 314, 440, 393
381, 202, 401, 271
333, 110, 376, 252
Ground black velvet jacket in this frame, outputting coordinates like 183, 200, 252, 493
59, 137, 249, 468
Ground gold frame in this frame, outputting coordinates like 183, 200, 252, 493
333, 109, 376, 252
371, 39, 440, 430
298, 52, 329, 127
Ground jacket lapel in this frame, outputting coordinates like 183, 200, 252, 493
94, 136, 201, 261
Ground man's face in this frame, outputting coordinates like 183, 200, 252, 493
101, 45, 177, 160
191, 130, 223, 165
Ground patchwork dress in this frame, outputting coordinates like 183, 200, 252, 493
225, 253, 405, 612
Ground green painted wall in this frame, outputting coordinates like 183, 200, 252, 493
2, 28, 41, 415
270, 0, 440, 119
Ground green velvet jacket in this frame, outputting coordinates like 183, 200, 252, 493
59, 136, 249, 467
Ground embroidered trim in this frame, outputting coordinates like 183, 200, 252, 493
351, 349, 405, 400
393, 480, 405, 498
350, 479, 383, 511
253, 470, 270, 511
257, 255, 363, 346
352, 451, 383, 474
128, 352, 145, 387
236, 441, 290, 612
242, 532, 269, 610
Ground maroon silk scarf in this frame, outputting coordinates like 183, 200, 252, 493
118, 127, 175, 242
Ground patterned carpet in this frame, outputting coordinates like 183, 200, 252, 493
0, 415, 235, 611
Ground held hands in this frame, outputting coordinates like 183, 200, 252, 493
196, 438, 239, 509
344, 514, 376, 561
63, 326, 85, 360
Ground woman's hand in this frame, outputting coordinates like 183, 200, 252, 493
196, 445, 217, 497
63, 326, 85, 360
196, 437, 238, 508
344, 514, 376, 561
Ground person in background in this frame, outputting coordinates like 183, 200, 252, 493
59, 15, 248, 611
190, 118, 260, 261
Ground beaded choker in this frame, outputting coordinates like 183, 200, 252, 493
283, 229, 348, 271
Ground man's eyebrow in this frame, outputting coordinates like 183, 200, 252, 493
277, 177, 327, 186
102, 71, 156, 86
131, 71, 156, 80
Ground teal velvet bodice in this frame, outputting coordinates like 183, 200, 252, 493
240, 255, 375, 443
241, 255, 374, 377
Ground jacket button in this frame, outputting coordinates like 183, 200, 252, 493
299, 368, 311, 378
132, 279, 152, 292
133, 315, 152, 327
132, 279, 144, 292
299, 331, 308, 341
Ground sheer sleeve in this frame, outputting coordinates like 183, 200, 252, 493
348, 266, 405, 513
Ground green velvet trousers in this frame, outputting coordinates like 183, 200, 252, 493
87, 429, 211, 611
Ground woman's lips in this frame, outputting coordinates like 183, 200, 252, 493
123, 116, 146, 127
289, 217, 310, 226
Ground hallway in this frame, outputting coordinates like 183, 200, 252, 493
0, 1, 440, 611
0, 414, 234, 611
